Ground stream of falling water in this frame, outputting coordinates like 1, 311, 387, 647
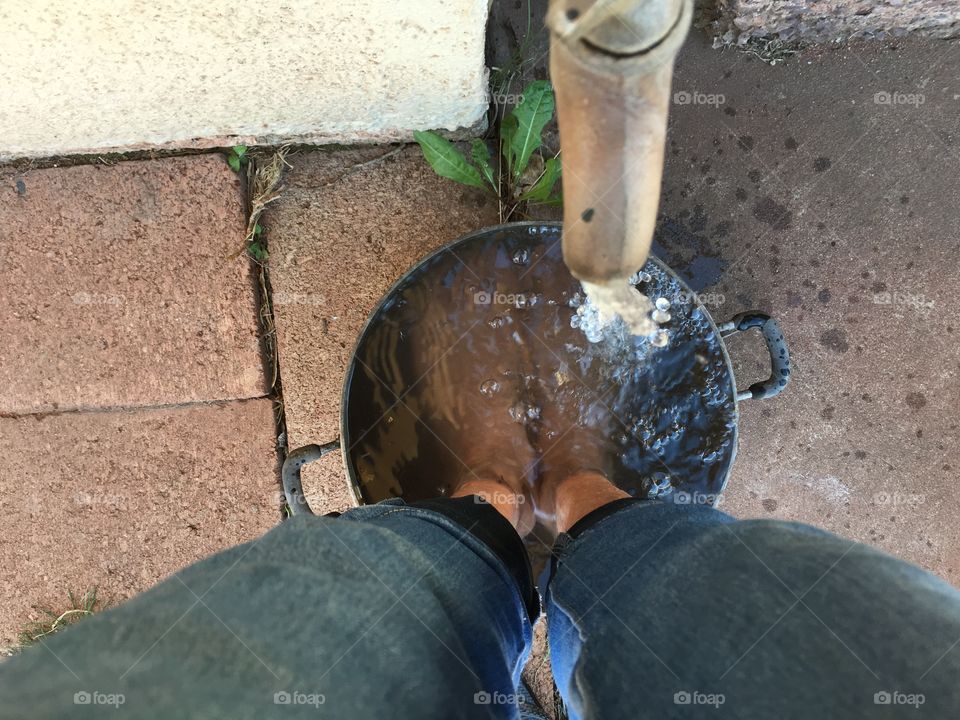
575, 271, 671, 348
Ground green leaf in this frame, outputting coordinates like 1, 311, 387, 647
413, 131, 488, 191
519, 156, 561, 203
233, 145, 248, 158
248, 242, 268, 261
508, 81, 555, 182
471, 139, 496, 190
227, 153, 241, 172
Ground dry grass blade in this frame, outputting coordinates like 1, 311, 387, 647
16, 588, 103, 651
228, 146, 290, 260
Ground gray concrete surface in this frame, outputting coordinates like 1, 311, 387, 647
707, 0, 960, 45
662, 35, 960, 583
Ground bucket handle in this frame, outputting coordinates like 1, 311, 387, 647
717, 312, 791, 402
281, 440, 340, 516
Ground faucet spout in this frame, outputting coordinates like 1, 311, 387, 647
548, 0, 693, 284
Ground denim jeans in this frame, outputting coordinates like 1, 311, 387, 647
2, 498, 958, 718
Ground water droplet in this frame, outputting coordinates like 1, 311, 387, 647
479, 379, 500, 397
509, 403, 526, 423
655, 297, 671, 311
512, 248, 531, 265
652, 309, 671, 324
526, 406, 541, 421
651, 329, 670, 347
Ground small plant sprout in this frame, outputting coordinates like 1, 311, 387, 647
248, 223, 268, 261
414, 80, 562, 221
227, 145, 249, 172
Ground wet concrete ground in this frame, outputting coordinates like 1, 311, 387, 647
661, 36, 960, 584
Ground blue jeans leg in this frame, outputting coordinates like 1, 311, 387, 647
545, 500, 960, 718
0, 499, 536, 720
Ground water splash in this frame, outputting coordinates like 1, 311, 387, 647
512, 248, 531, 265
479, 379, 500, 397
579, 280, 657, 339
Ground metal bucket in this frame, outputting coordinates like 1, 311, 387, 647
283, 222, 790, 515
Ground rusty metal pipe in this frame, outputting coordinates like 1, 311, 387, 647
548, 0, 693, 284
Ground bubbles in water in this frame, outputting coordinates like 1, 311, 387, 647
652, 309, 672, 324
509, 403, 526, 423
488, 315, 506, 329
647, 473, 674, 499
629, 270, 653, 285
479, 379, 500, 397
526, 406, 541, 421
573, 301, 606, 343
655, 297, 671, 312
512, 248, 531, 265
651, 329, 670, 347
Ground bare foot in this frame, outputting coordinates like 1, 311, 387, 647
451, 473, 534, 536
549, 470, 630, 534
405, 303, 538, 535
529, 375, 625, 535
